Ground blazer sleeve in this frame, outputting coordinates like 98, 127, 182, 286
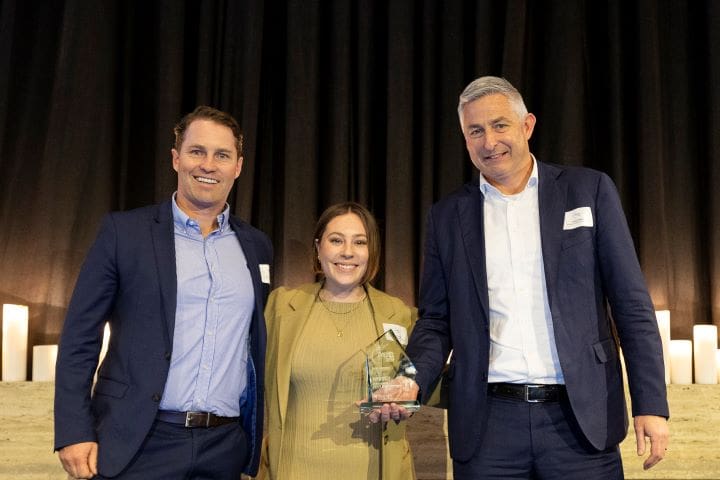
406, 207, 453, 402
54, 214, 120, 450
595, 173, 668, 417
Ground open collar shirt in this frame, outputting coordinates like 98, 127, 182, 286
159, 194, 255, 416
480, 158, 565, 385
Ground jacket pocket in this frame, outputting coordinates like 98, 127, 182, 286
592, 338, 616, 364
93, 376, 129, 398
561, 227, 593, 250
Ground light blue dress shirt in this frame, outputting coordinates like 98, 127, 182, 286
159, 195, 255, 417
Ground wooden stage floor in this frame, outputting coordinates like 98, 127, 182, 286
0, 383, 718, 479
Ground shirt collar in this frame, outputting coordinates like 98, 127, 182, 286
479, 155, 539, 197
171, 192, 231, 234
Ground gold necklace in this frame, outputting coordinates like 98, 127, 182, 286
317, 290, 367, 337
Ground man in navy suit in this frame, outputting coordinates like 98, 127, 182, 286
54, 106, 272, 479
405, 76, 669, 479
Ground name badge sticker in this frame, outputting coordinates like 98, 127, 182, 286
563, 207, 593, 230
383, 323, 408, 345
259, 264, 271, 284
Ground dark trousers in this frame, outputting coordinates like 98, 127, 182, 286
94, 419, 249, 480
453, 394, 623, 480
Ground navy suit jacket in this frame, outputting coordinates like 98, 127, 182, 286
54, 200, 272, 477
407, 161, 669, 462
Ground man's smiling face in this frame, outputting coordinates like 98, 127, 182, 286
172, 118, 242, 216
460, 93, 536, 194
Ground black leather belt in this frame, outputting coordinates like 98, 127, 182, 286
488, 383, 566, 403
156, 410, 239, 428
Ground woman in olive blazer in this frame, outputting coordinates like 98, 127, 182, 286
260, 202, 416, 480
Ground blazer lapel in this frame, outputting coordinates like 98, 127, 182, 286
537, 162, 566, 317
276, 284, 319, 424
229, 218, 266, 325
151, 201, 177, 350
366, 285, 396, 338
457, 184, 490, 323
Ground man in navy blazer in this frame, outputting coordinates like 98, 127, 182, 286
54, 106, 272, 479
406, 77, 669, 479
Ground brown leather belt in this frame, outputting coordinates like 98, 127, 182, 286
488, 383, 566, 403
156, 410, 239, 428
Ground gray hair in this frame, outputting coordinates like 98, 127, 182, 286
457, 76, 528, 123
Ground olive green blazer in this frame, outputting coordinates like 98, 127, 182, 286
260, 282, 417, 480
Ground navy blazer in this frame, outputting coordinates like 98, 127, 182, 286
54, 200, 272, 477
407, 161, 669, 462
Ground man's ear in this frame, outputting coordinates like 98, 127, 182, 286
235, 155, 243, 179
171, 148, 180, 172
523, 113, 537, 140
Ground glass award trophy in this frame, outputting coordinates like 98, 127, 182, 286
359, 329, 421, 414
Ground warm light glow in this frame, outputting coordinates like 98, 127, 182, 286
693, 325, 718, 384
32, 345, 58, 382
94, 323, 111, 383
655, 310, 671, 384
717, 350, 720, 384
100, 323, 110, 365
618, 348, 628, 386
670, 340, 693, 384
2, 304, 29, 381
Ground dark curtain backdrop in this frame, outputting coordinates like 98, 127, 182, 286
1, 0, 719, 376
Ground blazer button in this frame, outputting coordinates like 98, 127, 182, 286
164, 351, 171, 361
152, 393, 161, 402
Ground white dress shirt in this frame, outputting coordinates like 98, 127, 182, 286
481, 159, 564, 384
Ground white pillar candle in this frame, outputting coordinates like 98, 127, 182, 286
32, 344, 58, 382
2, 304, 29, 381
693, 325, 718, 384
655, 310, 671, 384
669, 340, 693, 384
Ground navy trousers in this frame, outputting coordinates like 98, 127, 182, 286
453, 393, 624, 480
94, 419, 249, 479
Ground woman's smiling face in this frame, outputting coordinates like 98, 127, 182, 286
316, 212, 369, 295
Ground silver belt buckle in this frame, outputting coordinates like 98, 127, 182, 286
524, 385, 543, 403
185, 411, 211, 427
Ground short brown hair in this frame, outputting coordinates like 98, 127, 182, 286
313, 202, 381, 286
173, 106, 244, 156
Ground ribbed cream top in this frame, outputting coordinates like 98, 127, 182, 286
277, 298, 382, 479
